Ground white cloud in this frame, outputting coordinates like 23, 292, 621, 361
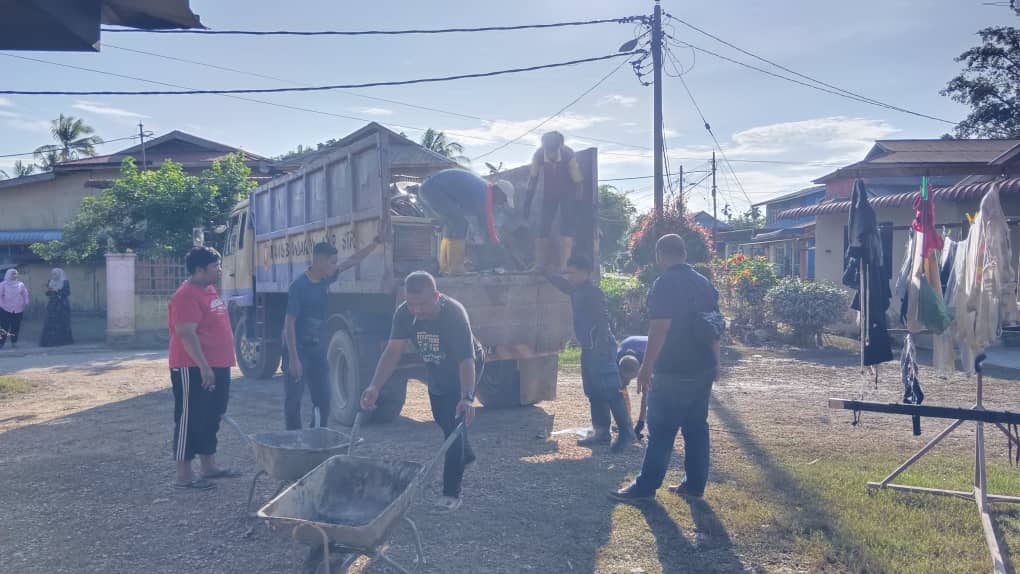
0, 97, 13, 107
451, 113, 612, 149
5, 117, 51, 133
599, 94, 638, 108
355, 107, 394, 116
72, 100, 148, 119
621, 121, 638, 127
0, 110, 19, 118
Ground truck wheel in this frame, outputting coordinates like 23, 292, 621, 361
475, 360, 522, 409
234, 314, 281, 380
326, 329, 362, 427
369, 375, 408, 424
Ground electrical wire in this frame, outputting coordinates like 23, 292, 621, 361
0, 134, 144, 159
474, 55, 633, 160
100, 16, 644, 36
0, 51, 642, 96
664, 13, 956, 125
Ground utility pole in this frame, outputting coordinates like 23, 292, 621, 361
677, 164, 684, 217
711, 151, 718, 248
651, 0, 664, 217
138, 122, 147, 169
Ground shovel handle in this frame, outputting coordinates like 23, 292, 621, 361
221, 415, 254, 448
348, 411, 364, 456
418, 422, 465, 488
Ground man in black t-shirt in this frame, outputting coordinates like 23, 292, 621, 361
283, 239, 380, 430
610, 234, 721, 502
361, 271, 483, 512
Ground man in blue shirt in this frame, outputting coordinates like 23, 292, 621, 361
617, 335, 647, 436
610, 234, 721, 501
418, 169, 514, 276
545, 254, 636, 452
283, 239, 380, 430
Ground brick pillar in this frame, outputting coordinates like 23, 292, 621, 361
105, 253, 136, 345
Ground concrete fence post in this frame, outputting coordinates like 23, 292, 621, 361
105, 252, 136, 345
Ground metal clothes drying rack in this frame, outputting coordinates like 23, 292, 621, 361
830, 355, 1020, 574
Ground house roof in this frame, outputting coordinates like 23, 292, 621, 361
752, 185, 825, 207
0, 229, 61, 245
691, 211, 732, 231
815, 139, 1020, 183
0, 172, 56, 191
777, 176, 1020, 219
55, 130, 270, 171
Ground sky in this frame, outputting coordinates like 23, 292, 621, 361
0, 0, 1011, 215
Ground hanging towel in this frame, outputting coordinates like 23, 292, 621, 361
912, 186, 944, 259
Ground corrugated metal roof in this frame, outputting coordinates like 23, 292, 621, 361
778, 176, 1020, 220
0, 229, 62, 245
815, 139, 1020, 183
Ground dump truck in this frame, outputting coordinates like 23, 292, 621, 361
220, 123, 598, 425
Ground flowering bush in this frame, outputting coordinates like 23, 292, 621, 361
601, 274, 648, 337
710, 254, 778, 333
765, 278, 849, 345
628, 201, 713, 286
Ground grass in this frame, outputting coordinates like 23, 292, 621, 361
598, 451, 1020, 574
559, 345, 581, 367
0, 376, 32, 398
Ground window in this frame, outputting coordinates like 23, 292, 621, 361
238, 213, 247, 249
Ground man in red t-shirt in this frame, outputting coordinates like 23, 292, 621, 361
168, 246, 239, 489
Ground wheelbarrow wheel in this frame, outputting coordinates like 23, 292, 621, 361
305, 545, 356, 574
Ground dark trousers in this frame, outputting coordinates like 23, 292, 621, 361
171, 367, 231, 461
283, 347, 331, 430
580, 349, 632, 433
0, 309, 23, 347
539, 194, 576, 238
428, 391, 476, 498
420, 185, 471, 240
633, 373, 714, 495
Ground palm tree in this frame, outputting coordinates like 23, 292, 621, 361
13, 161, 35, 178
420, 129, 469, 165
34, 114, 103, 169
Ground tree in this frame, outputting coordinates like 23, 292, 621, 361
597, 185, 637, 265
34, 114, 103, 169
420, 129, 469, 165
725, 205, 766, 230
942, 27, 1020, 139
31, 153, 256, 263
627, 200, 714, 285
13, 161, 34, 178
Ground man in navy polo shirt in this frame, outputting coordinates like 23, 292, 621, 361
609, 234, 721, 501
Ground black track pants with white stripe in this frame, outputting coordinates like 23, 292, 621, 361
171, 367, 231, 461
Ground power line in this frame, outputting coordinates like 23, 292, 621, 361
474, 56, 633, 160
0, 134, 143, 159
664, 14, 956, 125
100, 16, 643, 36
0, 51, 641, 96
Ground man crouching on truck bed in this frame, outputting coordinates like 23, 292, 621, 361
284, 239, 381, 430
417, 168, 514, 276
361, 271, 482, 512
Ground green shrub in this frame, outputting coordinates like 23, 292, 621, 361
765, 278, 849, 345
711, 254, 778, 330
601, 274, 648, 337
692, 262, 713, 282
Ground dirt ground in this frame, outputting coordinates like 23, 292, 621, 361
1, 344, 1019, 573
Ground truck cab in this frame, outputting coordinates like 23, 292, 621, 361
220, 123, 597, 426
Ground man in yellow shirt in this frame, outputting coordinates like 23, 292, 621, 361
523, 131, 583, 271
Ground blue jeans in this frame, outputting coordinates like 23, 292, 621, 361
420, 184, 470, 240
633, 372, 714, 495
581, 347, 629, 431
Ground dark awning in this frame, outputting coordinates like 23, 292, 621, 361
0, 229, 62, 245
777, 177, 1020, 220
0, 0, 201, 52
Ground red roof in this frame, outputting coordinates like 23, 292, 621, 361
778, 177, 1020, 220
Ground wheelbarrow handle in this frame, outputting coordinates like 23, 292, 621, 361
348, 410, 364, 457
221, 415, 254, 448
417, 422, 465, 489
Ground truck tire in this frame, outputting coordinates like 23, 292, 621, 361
369, 374, 409, 424
326, 328, 363, 427
234, 314, 281, 380
475, 360, 522, 409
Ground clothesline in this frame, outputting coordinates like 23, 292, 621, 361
877, 219, 1020, 232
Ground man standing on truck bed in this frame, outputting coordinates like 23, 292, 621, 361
523, 131, 584, 272
417, 168, 514, 276
284, 238, 381, 429
361, 271, 482, 512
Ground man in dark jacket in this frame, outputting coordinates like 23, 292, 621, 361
609, 234, 721, 501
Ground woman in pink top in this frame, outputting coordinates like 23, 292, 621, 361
0, 268, 29, 349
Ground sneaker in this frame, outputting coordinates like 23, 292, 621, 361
577, 429, 611, 447
434, 496, 462, 512
607, 486, 655, 502
667, 483, 704, 499
610, 431, 638, 454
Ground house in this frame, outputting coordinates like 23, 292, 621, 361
692, 210, 732, 233
0, 131, 279, 314
775, 139, 1020, 298
735, 185, 826, 280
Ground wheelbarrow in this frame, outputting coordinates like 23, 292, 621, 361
222, 413, 363, 513
258, 423, 464, 574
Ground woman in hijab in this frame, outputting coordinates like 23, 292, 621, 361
0, 268, 29, 349
40, 268, 73, 347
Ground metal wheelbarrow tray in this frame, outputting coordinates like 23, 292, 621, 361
258, 425, 462, 574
